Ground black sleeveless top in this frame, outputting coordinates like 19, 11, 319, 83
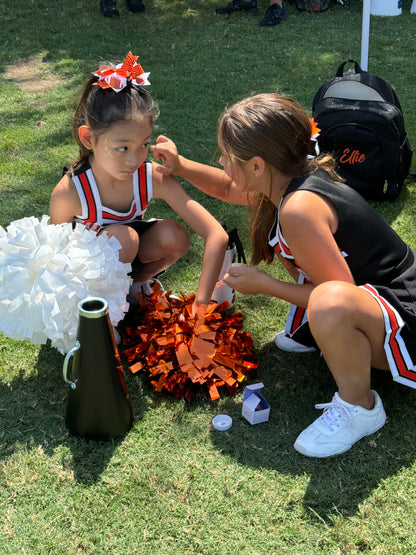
269, 168, 414, 286
268, 168, 416, 387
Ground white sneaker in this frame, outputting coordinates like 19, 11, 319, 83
294, 390, 386, 458
274, 331, 317, 353
127, 278, 165, 305
112, 326, 121, 345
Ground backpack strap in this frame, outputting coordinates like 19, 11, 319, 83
336, 59, 363, 77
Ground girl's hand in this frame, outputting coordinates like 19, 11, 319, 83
192, 300, 208, 319
223, 263, 268, 295
150, 135, 181, 176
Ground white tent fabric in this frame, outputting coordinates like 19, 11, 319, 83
361, 0, 415, 71
360, 0, 371, 70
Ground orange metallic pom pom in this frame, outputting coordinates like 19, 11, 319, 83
119, 283, 257, 402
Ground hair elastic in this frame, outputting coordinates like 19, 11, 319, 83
308, 117, 321, 158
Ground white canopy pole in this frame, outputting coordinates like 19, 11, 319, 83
361, 0, 371, 71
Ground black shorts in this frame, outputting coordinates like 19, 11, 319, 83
126, 219, 159, 276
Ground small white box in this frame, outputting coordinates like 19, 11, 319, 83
242, 383, 270, 425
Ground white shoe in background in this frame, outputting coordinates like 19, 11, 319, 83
127, 278, 165, 306
274, 331, 317, 353
112, 326, 121, 345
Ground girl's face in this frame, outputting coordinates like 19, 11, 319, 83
218, 136, 267, 195
218, 137, 249, 192
91, 118, 152, 182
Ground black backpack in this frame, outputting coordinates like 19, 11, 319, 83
312, 59, 413, 201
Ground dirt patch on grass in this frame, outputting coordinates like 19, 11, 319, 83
5, 57, 61, 94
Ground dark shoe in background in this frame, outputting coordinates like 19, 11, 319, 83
100, 0, 119, 17
216, 0, 258, 15
296, 0, 331, 11
126, 0, 145, 13
259, 1, 287, 26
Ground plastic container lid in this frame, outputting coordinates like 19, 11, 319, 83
212, 414, 232, 431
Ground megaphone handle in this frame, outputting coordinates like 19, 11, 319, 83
63, 340, 81, 389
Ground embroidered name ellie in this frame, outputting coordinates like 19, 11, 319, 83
339, 149, 366, 165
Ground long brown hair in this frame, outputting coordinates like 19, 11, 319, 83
218, 93, 340, 264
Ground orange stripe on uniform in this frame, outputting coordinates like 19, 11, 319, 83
79, 172, 97, 224
362, 284, 410, 379
102, 204, 137, 221
138, 163, 149, 211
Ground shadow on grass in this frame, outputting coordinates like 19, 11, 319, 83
370, 181, 415, 227
2, 335, 416, 517
0, 343, 147, 485
209, 341, 416, 522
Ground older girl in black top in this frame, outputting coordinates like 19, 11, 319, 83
152, 93, 416, 458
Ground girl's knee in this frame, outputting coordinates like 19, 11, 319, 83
104, 224, 140, 263
308, 281, 356, 325
157, 220, 190, 255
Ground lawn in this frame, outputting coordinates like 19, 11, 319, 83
1, 0, 416, 553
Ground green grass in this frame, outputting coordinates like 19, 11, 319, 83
1, 0, 416, 552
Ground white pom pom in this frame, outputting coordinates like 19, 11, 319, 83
0, 216, 132, 354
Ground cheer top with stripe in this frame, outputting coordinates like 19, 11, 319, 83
268, 168, 416, 389
71, 160, 153, 233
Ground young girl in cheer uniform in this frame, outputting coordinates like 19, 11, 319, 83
50, 53, 228, 320
151, 93, 416, 458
